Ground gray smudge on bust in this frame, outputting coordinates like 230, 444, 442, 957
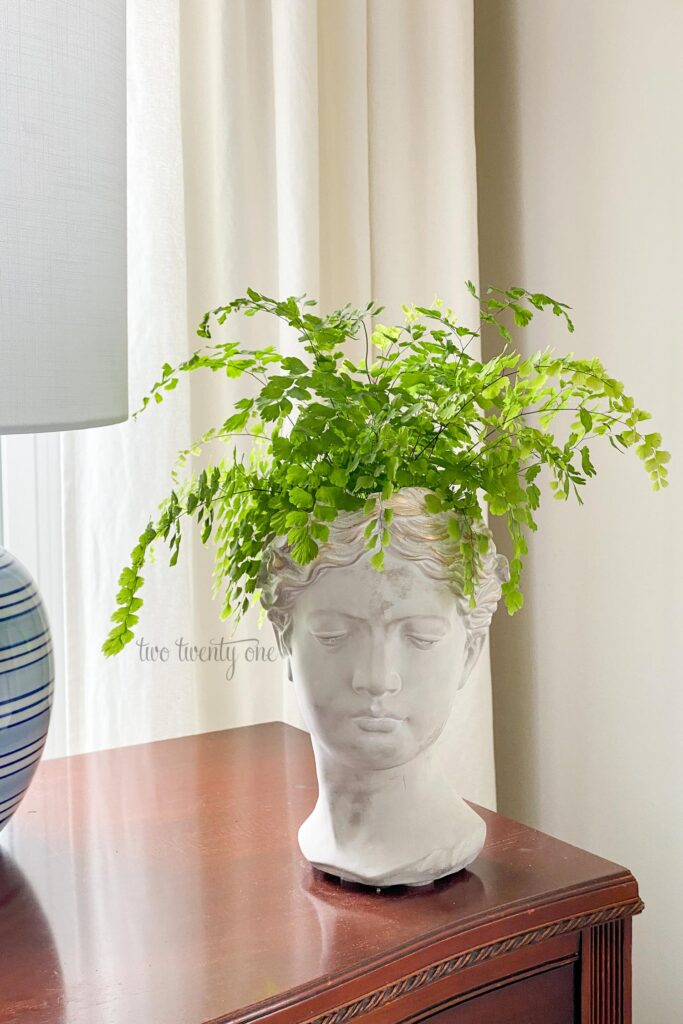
347, 788, 372, 830
379, 563, 413, 599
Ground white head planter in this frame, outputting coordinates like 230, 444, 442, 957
260, 488, 508, 887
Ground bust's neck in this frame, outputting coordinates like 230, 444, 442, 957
299, 739, 486, 887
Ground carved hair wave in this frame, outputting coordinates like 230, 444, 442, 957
258, 487, 509, 658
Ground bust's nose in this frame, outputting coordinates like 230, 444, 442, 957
351, 632, 402, 697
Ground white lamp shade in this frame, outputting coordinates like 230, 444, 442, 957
0, 0, 128, 433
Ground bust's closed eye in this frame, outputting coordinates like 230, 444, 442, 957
405, 634, 443, 650
401, 617, 449, 650
311, 632, 348, 648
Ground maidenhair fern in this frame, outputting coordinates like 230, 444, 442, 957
103, 285, 668, 655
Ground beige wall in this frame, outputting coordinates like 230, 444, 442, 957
475, 2, 682, 1019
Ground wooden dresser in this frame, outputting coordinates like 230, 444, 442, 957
0, 722, 642, 1024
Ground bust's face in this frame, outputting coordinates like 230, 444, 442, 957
288, 550, 482, 771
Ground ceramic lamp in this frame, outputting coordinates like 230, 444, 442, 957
0, 0, 127, 831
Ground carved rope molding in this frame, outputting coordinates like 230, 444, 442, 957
304, 898, 644, 1024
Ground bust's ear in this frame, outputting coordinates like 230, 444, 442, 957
459, 634, 485, 689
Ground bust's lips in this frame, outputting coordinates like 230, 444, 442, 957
352, 712, 405, 733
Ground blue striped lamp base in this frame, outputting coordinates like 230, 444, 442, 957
0, 546, 54, 833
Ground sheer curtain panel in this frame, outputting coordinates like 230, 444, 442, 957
52, 0, 495, 807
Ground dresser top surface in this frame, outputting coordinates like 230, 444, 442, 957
0, 722, 638, 1024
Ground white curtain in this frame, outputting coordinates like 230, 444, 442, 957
54, 0, 495, 807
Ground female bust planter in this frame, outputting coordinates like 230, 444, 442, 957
260, 488, 508, 887
104, 289, 666, 889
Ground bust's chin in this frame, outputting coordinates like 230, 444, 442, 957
323, 716, 450, 773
